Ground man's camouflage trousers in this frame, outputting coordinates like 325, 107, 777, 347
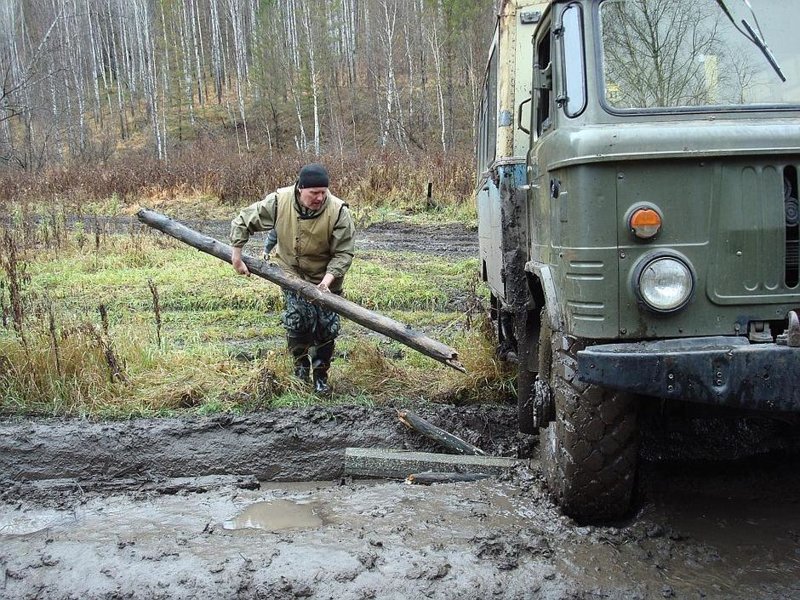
281, 290, 341, 343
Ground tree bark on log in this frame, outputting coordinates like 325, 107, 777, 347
397, 409, 486, 455
136, 208, 464, 373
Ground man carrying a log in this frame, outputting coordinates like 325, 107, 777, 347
230, 163, 356, 395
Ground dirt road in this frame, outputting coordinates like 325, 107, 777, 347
79, 215, 480, 258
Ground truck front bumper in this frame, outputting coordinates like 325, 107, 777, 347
578, 336, 800, 412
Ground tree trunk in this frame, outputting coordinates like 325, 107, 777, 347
209, 0, 224, 103
428, 12, 447, 153
226, 0, 250, 151
136, 209, 465, 373
300, 2, 320, 156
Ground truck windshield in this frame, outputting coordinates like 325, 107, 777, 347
599, 0, 800, 110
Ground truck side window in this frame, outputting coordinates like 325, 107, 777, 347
477, 45, 498, 176
561, 3, 587, 117
535, 30, 552, 137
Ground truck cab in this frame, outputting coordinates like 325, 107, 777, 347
477, 0, 800, 520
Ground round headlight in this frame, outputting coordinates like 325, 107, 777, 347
637, 256, 693, 312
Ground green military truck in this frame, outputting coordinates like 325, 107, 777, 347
476, 0, 800, 521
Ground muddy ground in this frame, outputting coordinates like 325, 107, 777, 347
1, 405, 799, 600
1, 221, 799, 598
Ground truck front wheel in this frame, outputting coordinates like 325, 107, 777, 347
539, 329, 639, 522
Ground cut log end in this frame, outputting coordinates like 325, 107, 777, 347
447, 358, 466, 373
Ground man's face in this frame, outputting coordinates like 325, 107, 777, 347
298, 187, 328, 211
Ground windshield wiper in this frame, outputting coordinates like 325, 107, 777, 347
715, 0, 786, 82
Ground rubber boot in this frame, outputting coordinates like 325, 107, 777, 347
287, 336, 312, 383
312, 340, 335, 396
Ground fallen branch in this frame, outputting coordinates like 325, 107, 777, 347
405, 472, 490, 485
136, 208, 464, 373
397, 409, 486, 456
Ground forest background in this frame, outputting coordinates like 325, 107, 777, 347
0, 0, 495, 204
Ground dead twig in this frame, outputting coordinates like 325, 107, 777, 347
147, 278, 162, 349
397, 409, 486, 456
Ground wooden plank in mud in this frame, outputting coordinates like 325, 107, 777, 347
344, 448, 518, 479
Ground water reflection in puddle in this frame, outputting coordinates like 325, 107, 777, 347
0, 511, 74, 536
222, 499, 324, 532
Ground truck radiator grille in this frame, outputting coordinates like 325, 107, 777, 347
709, 162, 800, 304
786, 166, 799, 288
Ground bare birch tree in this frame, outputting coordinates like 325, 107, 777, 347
300, 1, 321, 156
428, 4, 448, 153
225, 0, 250, 151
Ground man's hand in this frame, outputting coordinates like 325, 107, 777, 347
317, 273, 335, 293
232, 247, 250, 276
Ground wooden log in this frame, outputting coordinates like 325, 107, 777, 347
405, 472, 490, 485
136, 208, 465, 373
397, 409, 486, 456
344, 448, 517, 479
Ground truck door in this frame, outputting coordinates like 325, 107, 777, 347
528, 14, 554, 265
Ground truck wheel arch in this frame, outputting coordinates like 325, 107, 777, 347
525, 261, 561, 332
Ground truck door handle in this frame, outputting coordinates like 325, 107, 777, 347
518, 96, 532, 135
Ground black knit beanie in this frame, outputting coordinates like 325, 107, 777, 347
297, 163, 329, 189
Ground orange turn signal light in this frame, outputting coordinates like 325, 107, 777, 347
629, 208, 662, 239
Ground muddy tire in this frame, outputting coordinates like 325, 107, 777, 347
539, 328, 639, 522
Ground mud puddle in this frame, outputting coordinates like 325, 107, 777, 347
552, 455, 800, 599
222, 498, 326, 532
2, 461, 799, 599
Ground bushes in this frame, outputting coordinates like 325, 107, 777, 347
0, 141, 475, 211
